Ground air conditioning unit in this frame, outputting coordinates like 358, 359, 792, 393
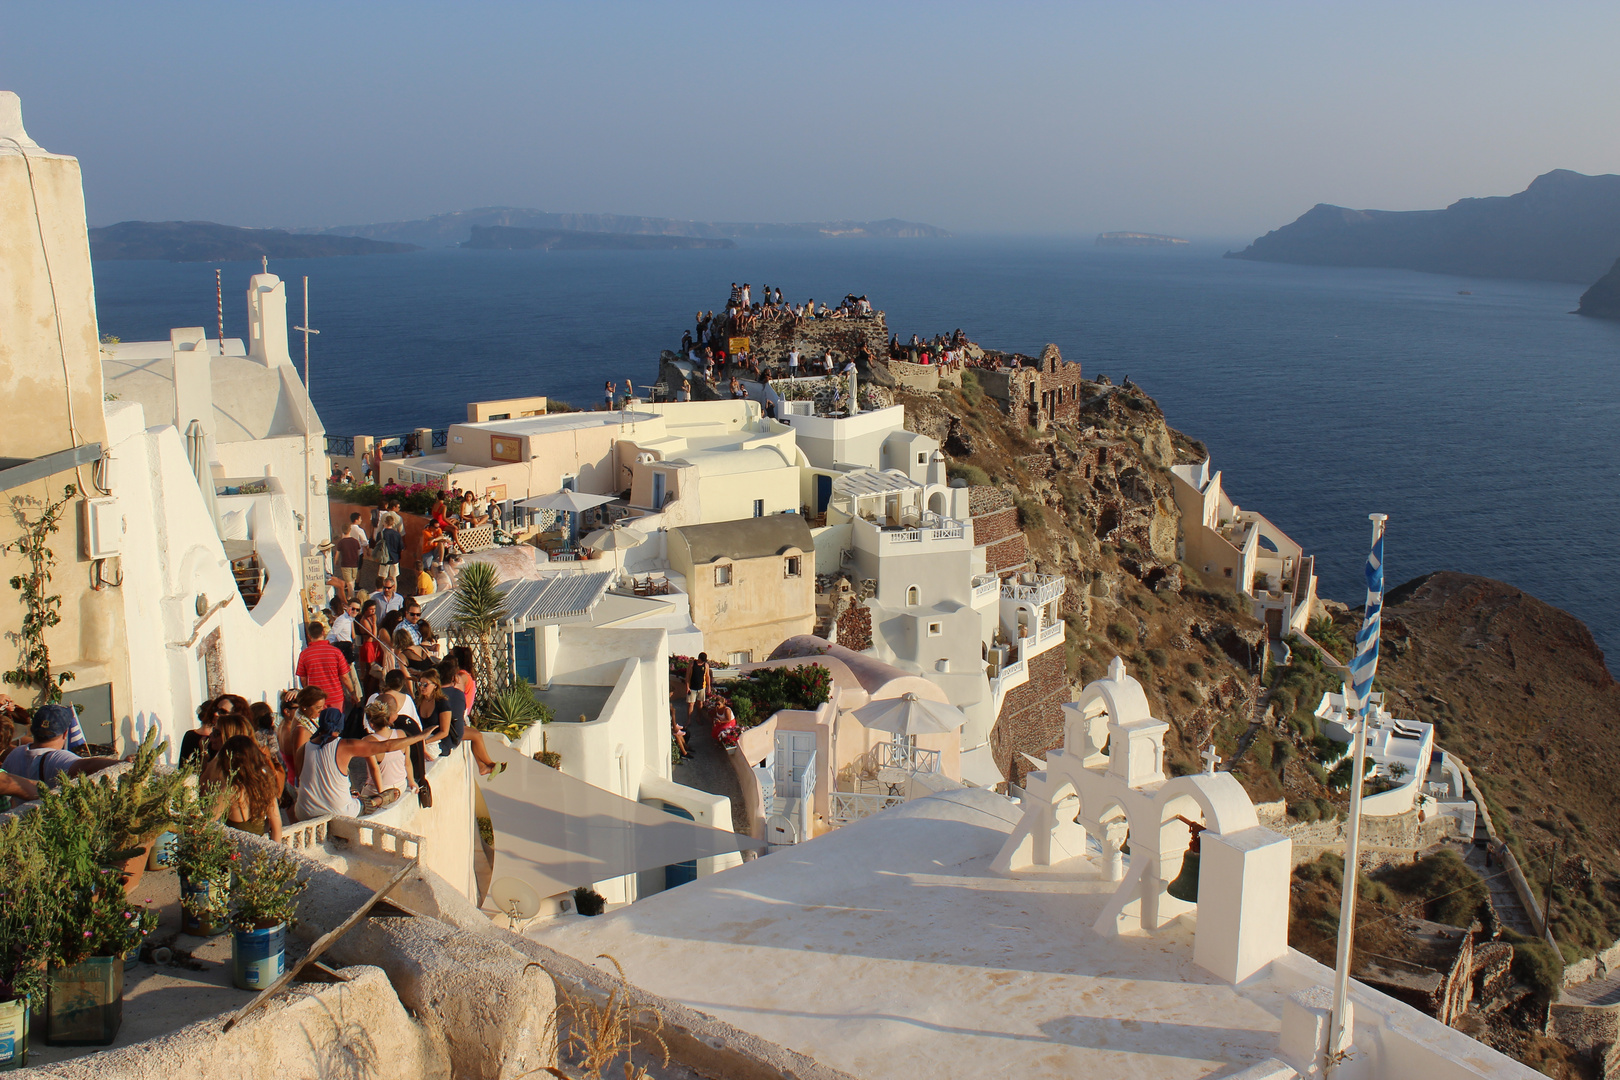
82, 497, 125, 559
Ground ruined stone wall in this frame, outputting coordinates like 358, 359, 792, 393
1280, 806, 1464, 866
990, 647, 1071, 787
740, 313, 890, 374
837, 602, 873, 652
971, 345, 1083, 429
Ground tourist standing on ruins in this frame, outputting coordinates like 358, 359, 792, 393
788, 347, 800, 376
604, 379, 615, 410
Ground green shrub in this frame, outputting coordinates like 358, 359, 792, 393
1311, 735, 1349, 763
947, 462, 991, 487
1013, 496, 1046, 531
1251, 738, 1273, 770
1184, 661, 1205, 679
960, 369, 982, 405
1502, 932, 1564, 1006
1145, 648, 1168, 667
1291, 800, 1321, 823
1107, 622, 1135, 645
1273, 739, 1297, 764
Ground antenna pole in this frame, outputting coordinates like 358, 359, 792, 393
215, 268, 225, 355
294, 277, 321, 545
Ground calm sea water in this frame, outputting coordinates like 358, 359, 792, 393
92, 239, 1620, 668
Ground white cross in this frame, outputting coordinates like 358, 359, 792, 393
1202, 745, 1221, 774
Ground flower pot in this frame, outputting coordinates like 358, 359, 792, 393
146, 831, 178, 870
118, 847, 149, 896
44, 956, 122, 1046
231, 922, 286, 991
0, 996, 27, 1070
179, 876, 228, 937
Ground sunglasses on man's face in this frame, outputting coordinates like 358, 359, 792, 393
406, 610, 421, 618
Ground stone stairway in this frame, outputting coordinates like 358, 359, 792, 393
1223, 684, 1274, 771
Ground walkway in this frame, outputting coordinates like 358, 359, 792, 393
671, 697, 750, 835
1463, 816, 1536, 937
1562, 971, 1620, 1007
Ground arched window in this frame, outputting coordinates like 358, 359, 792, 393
906, 585, 920, 606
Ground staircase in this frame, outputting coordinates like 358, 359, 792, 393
1223, 684, 1274, 770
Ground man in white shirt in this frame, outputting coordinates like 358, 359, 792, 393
345, 512, 368, 545
373, 578, 405, 618
788, 348, 799, 375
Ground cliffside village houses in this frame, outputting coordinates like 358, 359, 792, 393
0, 92, 1541, 1080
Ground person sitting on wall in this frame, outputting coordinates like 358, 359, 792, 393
2, 704, 123, 790
428, 501, 459, 549
292, 690, 433, 821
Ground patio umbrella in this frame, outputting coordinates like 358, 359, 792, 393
852, 692, 966, 737
582, 522, 647, 580
185, 419, 220, 532
517, 489, 617, 546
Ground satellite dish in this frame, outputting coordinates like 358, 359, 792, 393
765, 814, 798, 846
488, 876, 542, 922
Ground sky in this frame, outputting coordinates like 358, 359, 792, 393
4, 1, 1619, 239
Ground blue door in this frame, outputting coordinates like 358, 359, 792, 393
661, 802, 698, 889
816, 474, 833, 514
513, 629, 536, 684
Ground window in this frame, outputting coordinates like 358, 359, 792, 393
917, 452, 927, 465
927, 622, 942, 637
906, 585, 920, 606
715, 564, 732, 586
1224, 567, 1233, 578
785, 555, 802, 578
729, 650, 752, 666
753, 499, 764, 517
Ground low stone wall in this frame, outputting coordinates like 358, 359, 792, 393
968, 487, 1026, 576
13, 966, 447, 1080
989, 648, 1071, 787
1280, 806, 1464, 867
1547, 1002, 1620, 1063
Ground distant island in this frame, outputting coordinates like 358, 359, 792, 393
88, 220, 419, 262
1226, 170, 1620, 284
304, 208, 951, 248
463, 226, 735, 251
1095, 232, 1189, 247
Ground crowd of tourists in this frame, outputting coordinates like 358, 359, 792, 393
888, 329, 972, 369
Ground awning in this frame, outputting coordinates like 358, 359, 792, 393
481, 739, 763, 900
415, 570, 613, 626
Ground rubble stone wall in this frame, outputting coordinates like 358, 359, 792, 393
990, 648, 1071, 787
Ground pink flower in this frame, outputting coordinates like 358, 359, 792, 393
82, 931, 91, 938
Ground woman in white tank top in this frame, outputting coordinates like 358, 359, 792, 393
291, 698, 432, 821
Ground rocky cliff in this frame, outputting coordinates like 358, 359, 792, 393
1576, 256, 1620, 319
1227, 170, 1620, 283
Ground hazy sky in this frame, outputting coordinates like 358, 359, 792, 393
5, 1, 1618, 238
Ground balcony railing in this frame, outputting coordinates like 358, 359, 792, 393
869, 740, 940, 775
829, 790, 906, 825
1003, 574, 1066, 605
325, 435, 355, 457
971, 573, 1000, 601
1039, 621, 1065, 644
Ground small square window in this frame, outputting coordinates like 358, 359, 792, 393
927, 622, 943, 637
917, 452, 927, 465
753, 499, 764, 517
1223, 567, 1233, 578
785, 556, 802, 578
715, 564, 732, 586
729, 651, 752, 666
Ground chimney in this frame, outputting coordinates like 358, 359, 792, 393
246, 273, 292, 367
171, 327, 215, 434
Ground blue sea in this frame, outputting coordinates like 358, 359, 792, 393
91, 239, 1620, 669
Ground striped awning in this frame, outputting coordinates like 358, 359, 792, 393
416, 571, 613, 628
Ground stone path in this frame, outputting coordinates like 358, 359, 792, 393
671, 697, 750, 835
1463, 822, 1536, 937
1223, 684, 1274, 771
1563, 971, 1620, 1007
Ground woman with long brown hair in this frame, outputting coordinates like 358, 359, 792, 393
216, 734, 283, 841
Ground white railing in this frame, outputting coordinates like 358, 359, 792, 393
829, 790, 906, 825
455, 522, 497, 553
328, 817, 426, 862
1039, 621, 1065, 644
870, 740, 941, 775
971, 574, 1000, 601
280, 815, 332, 852
1003, 575, 1066, 605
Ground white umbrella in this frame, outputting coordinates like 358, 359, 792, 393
852, 692, 966, 737
185, 419, 220, 531
517, 489, 617, 545
582, 522, 647, 580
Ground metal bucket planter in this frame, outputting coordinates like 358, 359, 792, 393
0, 996, 28, 1070
146, 831, 178, 870
44, 956, 122, 1046
180, 876, 229, 937
231, 922, 286, 991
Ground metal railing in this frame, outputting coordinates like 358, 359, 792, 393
325, 435, 355, 458
829, 789, 905, 825
431, 429, 448, 448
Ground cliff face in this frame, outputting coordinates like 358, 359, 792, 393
1355, 572, 1620, 952
1227, 170, 1620, 283
1576, 256, 1620, 319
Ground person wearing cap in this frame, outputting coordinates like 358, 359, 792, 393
2, 704, 121, 790
293, 689, 433, 820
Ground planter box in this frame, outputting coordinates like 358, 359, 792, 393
45, 956, 122, 1046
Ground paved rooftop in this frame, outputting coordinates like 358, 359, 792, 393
534, 788, 1294, 1080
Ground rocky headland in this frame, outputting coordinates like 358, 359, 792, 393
1227, 169, 1620, 284
463, 225, 735, 251
88, 220, 419, 261
1576, 255, 1620, 319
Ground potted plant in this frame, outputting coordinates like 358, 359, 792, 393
0, 815, 50, 1069
172, 788, 236, 937
52, 728, 188, 895
229, 847, 308, 991
23, 776, 158, 1046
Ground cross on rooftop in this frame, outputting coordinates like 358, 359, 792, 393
1202, 745, 1221, 774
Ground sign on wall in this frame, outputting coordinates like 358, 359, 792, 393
301, 551, 327, 615
728, 336, 751, 354
485, 483, 507, 501
490, 435, 522, 463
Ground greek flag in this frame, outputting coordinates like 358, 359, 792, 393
1345, 516, 1386, 712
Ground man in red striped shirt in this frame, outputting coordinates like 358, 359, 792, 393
296, 621, 359, 707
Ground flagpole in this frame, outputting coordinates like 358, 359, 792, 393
1328, 512, 1387, 1067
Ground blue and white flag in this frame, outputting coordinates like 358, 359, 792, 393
1344, 516, 1387, 712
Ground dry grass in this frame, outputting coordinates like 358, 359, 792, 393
525, 955, 670, 1080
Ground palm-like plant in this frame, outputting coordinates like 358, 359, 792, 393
452, 561, 509, 691
474, 679, 553, 740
